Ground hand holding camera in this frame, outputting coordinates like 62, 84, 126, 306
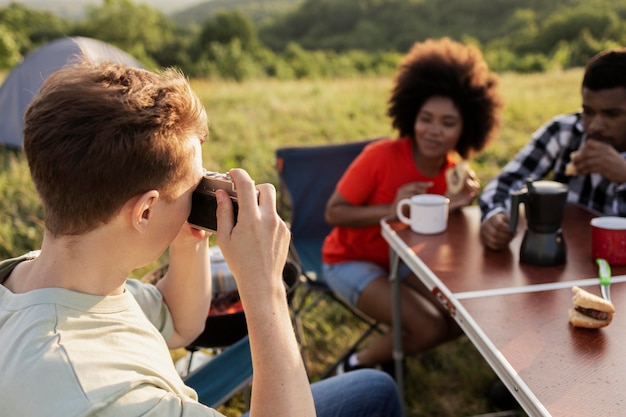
188, 170, 256, 232
197, 169, 291, 302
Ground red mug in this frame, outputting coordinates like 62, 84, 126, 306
591, 216, 626, 265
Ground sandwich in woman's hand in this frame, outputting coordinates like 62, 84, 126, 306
568, 286, 615, 328
445, 161, 471, 195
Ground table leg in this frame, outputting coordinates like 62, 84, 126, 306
389, 247, 405, 411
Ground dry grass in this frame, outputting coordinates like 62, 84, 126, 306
191, 69, 582, 189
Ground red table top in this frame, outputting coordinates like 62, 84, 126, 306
461, 283, 626, 417
385, 204, 626, 293
382, 204, 626, 417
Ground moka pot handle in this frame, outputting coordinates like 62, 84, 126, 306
509, 188, 528, 234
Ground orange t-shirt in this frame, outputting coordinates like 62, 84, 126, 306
322, 137, 455, 269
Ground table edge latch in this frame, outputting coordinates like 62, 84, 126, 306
432, 287, 456, 316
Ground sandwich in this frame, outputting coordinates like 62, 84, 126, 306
565, 151, 579, 176
445, 161, 471, 195
568, 286, 615, 328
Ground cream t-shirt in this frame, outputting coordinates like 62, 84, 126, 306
0, 254, 224, 417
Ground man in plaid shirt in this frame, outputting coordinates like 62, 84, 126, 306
479, 48, 626, 250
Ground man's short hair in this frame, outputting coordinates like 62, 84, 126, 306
583, 48, 626, 91
23, 60, 208, 236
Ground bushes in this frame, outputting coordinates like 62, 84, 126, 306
188, 40, 401, 81
0, 149, 43, 259
3, 1, 626, 82
0, 26, 20, 69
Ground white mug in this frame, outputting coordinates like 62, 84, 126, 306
396, 194, 450, 234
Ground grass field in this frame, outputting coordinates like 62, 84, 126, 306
0, 68, 584, 416
191, 69, 582, 187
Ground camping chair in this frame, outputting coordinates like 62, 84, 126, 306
183, 335, 253, 409
275, 139, 384, 379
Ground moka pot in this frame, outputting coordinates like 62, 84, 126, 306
509, 179, 569, 266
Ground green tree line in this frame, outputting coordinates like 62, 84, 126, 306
1, 0, 625, 80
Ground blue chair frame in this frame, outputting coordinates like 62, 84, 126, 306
184, 335, 253, 409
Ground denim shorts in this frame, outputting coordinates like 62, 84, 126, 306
322, 260, 411, 307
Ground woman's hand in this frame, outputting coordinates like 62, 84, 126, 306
447, 169, 480, 211
392, 181, 433, 217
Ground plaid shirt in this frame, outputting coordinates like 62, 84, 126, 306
479, 112, 626, 220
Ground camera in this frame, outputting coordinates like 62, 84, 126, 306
188, 170, 243, 232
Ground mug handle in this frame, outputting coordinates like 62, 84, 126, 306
396, 198, 411, 225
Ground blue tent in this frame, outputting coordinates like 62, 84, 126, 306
0, 36, 145, 148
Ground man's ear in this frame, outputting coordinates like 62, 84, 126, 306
131, 190, 160, 232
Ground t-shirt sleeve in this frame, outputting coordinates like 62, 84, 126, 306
337, 141, 383, 205
97, 385, 226, 417
125, 279, 174, 340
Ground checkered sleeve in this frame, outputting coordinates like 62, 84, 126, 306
479, 113, 583, 221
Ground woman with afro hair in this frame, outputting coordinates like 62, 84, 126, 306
322, 37, 503, 374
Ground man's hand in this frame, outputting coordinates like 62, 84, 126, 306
572, 140, 626, 184
160, 217, 212, 350
215, 168, 290, 301
214, 168, 315, 417
480, 212, 515, 251
175, 221, 211, 242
